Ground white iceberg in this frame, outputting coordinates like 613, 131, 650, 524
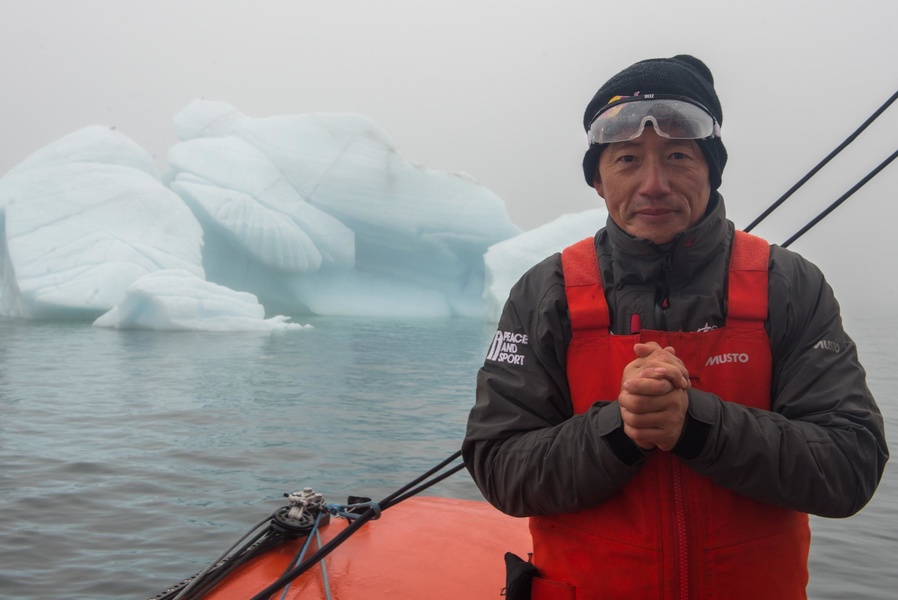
484, 208, 607, 322
0, 103, 523, 325
166, 100, 521, 318
93, 269, 306, 331
0, 126, 204, 319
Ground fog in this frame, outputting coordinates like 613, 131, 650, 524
1, 0, 896, 315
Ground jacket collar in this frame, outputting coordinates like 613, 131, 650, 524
602, 193, 732, 283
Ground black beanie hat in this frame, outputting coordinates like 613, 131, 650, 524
581, 54, 727, 191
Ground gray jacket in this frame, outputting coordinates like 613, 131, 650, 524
463, 194, 888, 519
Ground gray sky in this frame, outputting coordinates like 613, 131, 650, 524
1, 0, 896, 316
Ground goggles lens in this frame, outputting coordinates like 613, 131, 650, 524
587, 96, 720, 145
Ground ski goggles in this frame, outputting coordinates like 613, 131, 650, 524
587, 95, 721, 145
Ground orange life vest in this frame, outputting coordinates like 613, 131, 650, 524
529, 231, 810, 600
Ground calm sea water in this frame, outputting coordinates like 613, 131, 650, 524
0, 312, 894, 599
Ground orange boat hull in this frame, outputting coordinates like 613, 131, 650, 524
204, 496, 532, 599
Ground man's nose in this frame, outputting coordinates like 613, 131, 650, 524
639, 157, 671, 196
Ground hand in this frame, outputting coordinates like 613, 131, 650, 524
620, 342, 689, 389
618, 342, 690, 451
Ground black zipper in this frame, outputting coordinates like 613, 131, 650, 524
654, 252, 672, 329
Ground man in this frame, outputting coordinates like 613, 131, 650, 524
463, 55, 888, 600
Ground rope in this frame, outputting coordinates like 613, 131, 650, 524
744, 89, 898, 233
162, 515, 273, 600
327, 500, 382, 521
153, 451, 466, 600
153, 526, 287, 600
248, 450, 465, 600
781, 148, 898, 248
315, 528, 333, 600
278, 512, 326, 600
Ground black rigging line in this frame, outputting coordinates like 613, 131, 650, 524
154, 452, 466, 600
744, 90, 898, 234
247, 450, 465, 600
782, 148, 898, 248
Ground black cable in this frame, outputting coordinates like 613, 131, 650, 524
168, 516, 273, 600
248, 451, 466, 600
781, 148, 898, 248
387, 462, 466, 505
153, 451, 467, 600
157, 522, 291, 600
184, 535, 286, 599
248, 504, 377, 600
744, 89, 898, 233
379, 449, 462, 508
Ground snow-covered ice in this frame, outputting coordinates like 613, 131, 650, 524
93, 269, 307, 331
484, 209, 606, 321
165, 100, 521, 318
0, 126, 203, 320
0, 101, 604, 330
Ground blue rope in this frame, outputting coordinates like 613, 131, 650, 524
278, 512, 326, 600
315, 528, 333, 600
277, 502, 380, 598
326, 501, 382, 521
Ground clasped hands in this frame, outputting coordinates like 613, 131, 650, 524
619, 342, 690, 452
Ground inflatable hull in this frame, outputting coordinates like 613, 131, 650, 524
203, 496, 532, 599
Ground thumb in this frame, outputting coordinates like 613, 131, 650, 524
633, 341, 661, 358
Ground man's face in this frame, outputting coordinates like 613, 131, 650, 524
593, 127, 711, 245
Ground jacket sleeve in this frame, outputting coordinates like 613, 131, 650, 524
680, 246, 888, 517
462, 255, 644, 517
